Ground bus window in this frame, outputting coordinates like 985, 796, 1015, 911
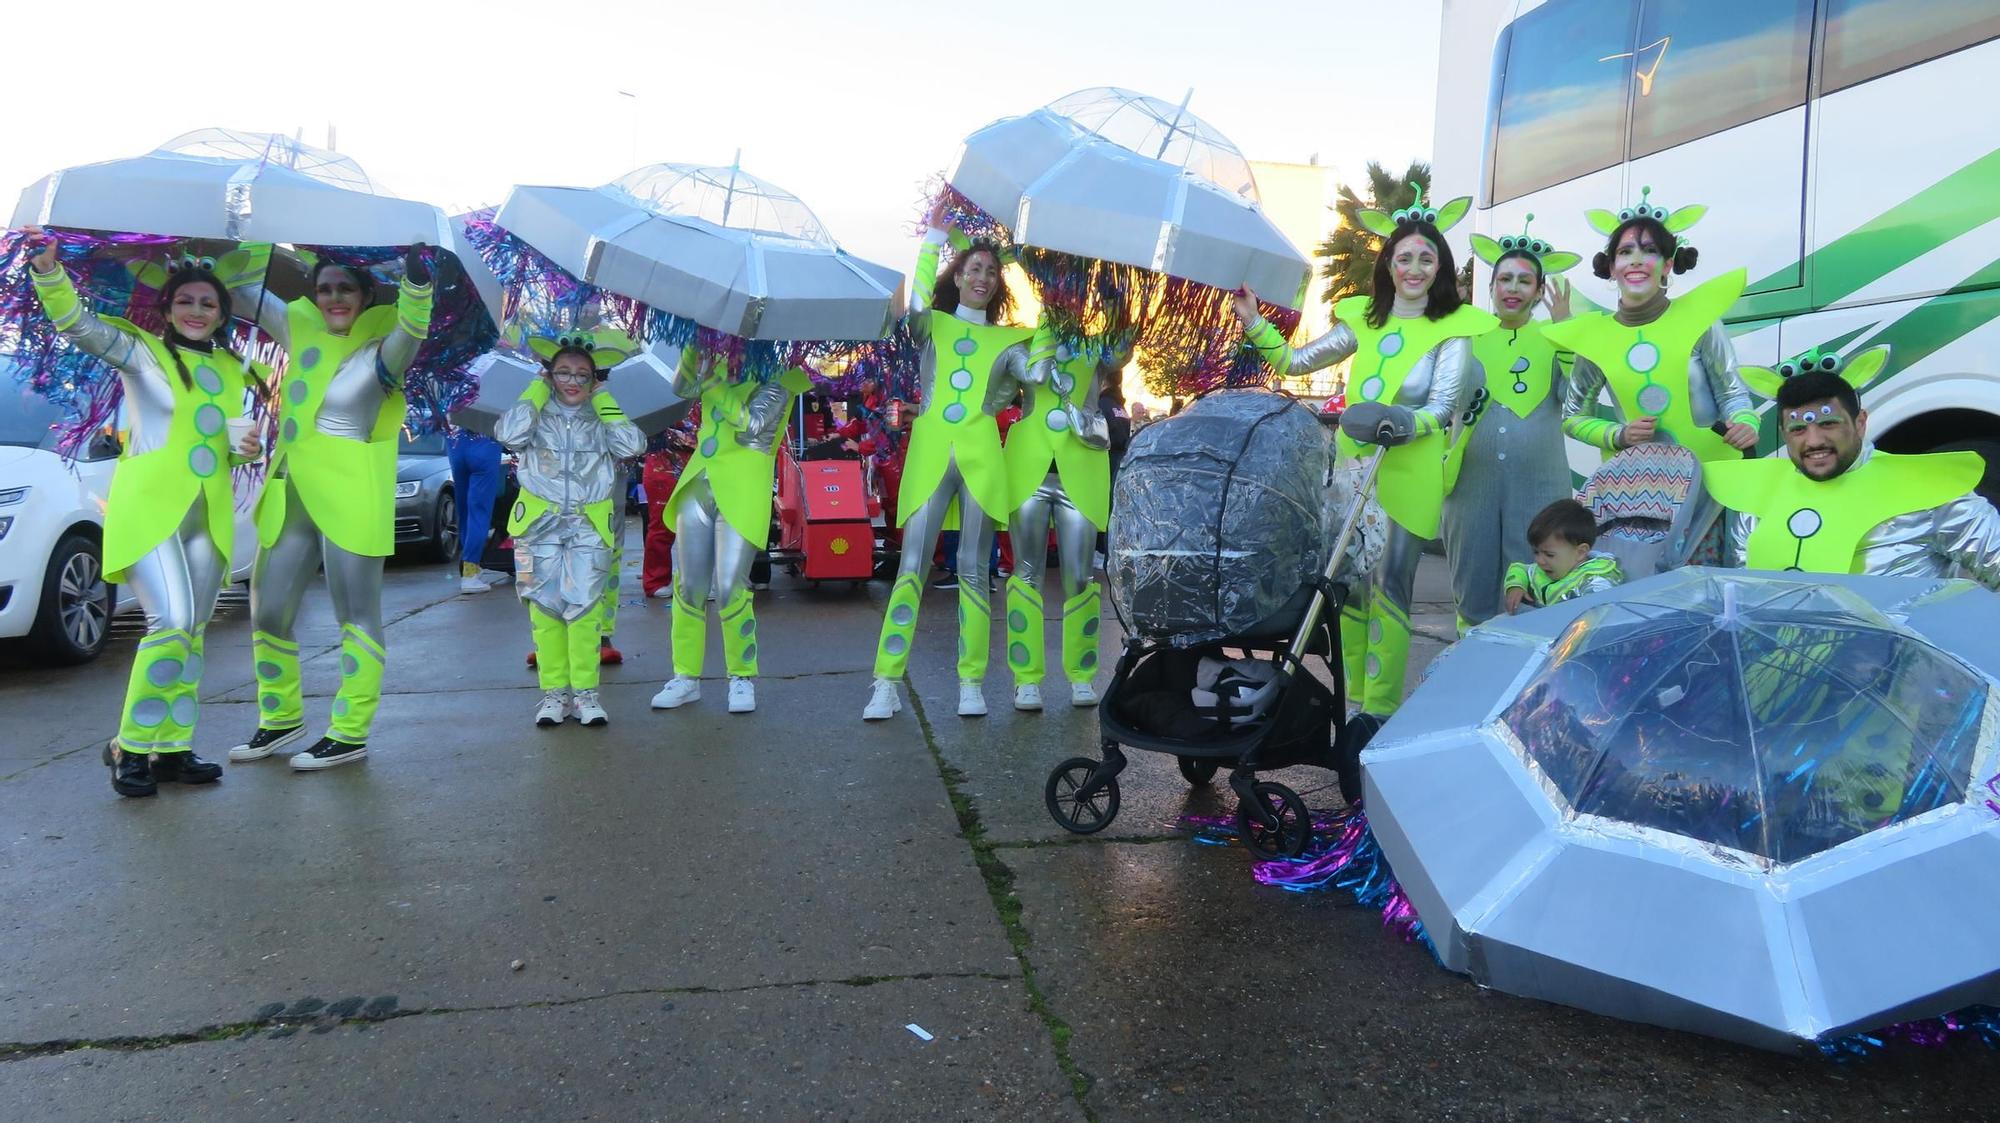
1629, 0, 1814, 158
1489, 0, 1639, 205
1823, 0, 2000, 94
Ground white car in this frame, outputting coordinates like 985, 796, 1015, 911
1, 391, 254, 665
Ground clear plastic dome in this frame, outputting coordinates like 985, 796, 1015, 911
602, 163, 831, 246
1046, 87, 1259, 201
154, 128, 382, 194
1501, 574, 1993, 864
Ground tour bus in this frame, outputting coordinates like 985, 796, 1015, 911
1440, 0, 2000, 489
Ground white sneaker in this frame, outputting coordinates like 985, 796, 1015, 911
460, 575, 491, 594
862, 677, 901, 721
647, 586, 671, 598
1071, 681, 1100, 708
477, 568, 511, 586
1013, 682, 1043, 711
651, 676, 701, 709
958, 681, 988, 717
728, 677, 756, 713
535, 689, 569, 726
571, 688, 608, 726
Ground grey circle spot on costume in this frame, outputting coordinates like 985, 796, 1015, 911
1046, 411, 1069, 432
1787, 508, 1823, 539
1369, 619, 1384, 644
333, 699, 349, 717
1377, 333, 1404, 358
942, 403, 968, 424
258, 660, 282, 680
1359, 376, 1385, 401
1080, 651, 1097, 669
1082, 618, 1099, 637
1365, 654, 1381, 679
188, 445, 219, 477
261, 693, 282, 712
282, 419, 299, 443
949, 369, 975, 392
1636, 383, 1672, 414
171, 697, 197, 727
740, 643, 758, 663
300, 347, 322, 370
342, 654, 360, 677
132, 698, 170, 728
884, 635, 907, 656
1510, 357, 1531, 374
701, 437, 718, 457
1010, 643, 1031, 666
194, 365, 224, 394
194, 404, 227, 436
514, 501, 526, 521
1513, 381, 1529, 394
1627, 341, 1661, 374
148, 658, 184, 687
1008, 610, 1028, 632
181, 653, 204, 684
953, 338, 978, 356
739, 617, 756, 637
891, 604, 914, 626
288, 379, 309, 405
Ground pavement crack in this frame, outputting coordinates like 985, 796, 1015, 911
905, 674, 1101, 1122
0, 971, 1015, 1063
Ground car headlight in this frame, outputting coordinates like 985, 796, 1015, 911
0, 516, 12, 541
0, 486, 28, 507
394, 481, 422, 499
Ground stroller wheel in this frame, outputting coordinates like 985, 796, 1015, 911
1237, 782, 1311, 860
1045, 757, 1121, 834
1176, 756, 1220, 786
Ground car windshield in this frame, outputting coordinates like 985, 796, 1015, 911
0, 390, 66, 451
399, 430, 447, 455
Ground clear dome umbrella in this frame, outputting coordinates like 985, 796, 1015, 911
490, 157, 904, 342
947, 87, 1311, 308
1362, 569, 2000, 1050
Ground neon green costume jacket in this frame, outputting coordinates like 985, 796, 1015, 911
1706, 450, 1984, 572
666, 351, 811, 548
1005, 326, 1115, 530
256, 286, 432, 557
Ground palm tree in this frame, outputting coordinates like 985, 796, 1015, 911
1316, 160, 1432, 319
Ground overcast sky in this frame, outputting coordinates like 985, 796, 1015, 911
5, 0, 1444, 272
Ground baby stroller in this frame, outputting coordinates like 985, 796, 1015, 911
1042, 390, 1392, 860
1577, 440, 1725, 577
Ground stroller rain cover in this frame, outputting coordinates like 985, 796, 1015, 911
1108, 390, 1337, 645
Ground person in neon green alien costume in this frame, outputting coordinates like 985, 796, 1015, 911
224, 247, 435, 771
497, 332, 645, 728
1001, 287, 1124, 713
863, 206, 1035, 722
649, 344, 811, 716
1441, 215, 1583, 632
1544, 187, 1760, 565
1704, 344, 2000, 580
27, 232, 264, 798
1233, 187, 1497, 717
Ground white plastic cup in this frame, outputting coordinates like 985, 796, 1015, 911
227, 416, 260, 457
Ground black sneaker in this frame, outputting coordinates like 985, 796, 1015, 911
289, 736, 368, 771
229, 724, 305, 762
149, 751, 223, 785
932, 573, 959, 591
105, 742, 157, 798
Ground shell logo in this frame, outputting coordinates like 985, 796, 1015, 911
829, 536, 851, 556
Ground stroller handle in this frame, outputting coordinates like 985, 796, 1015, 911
1283, 451, 1389, 665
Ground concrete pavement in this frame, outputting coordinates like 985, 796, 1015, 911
1, 544, 1993, 1120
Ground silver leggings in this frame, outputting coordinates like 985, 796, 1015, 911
126, 502, 226, 635
895, 454, 994, 585
1007, 473, 1095, 598
671, 476, 759, 609
250, 476, 385, 646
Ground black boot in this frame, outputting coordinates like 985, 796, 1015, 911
149, 750, 223, 785
106, 743, 157, 798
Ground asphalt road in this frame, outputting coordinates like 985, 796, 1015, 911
1, 546, 1993, 1121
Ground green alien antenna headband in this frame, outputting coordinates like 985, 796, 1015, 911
1469, 213, 1581, 275
1356, 183, 1473, 240
1740, 343, 1892, 402
529, 327, 640, 371
1586, 185, 1707, 241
